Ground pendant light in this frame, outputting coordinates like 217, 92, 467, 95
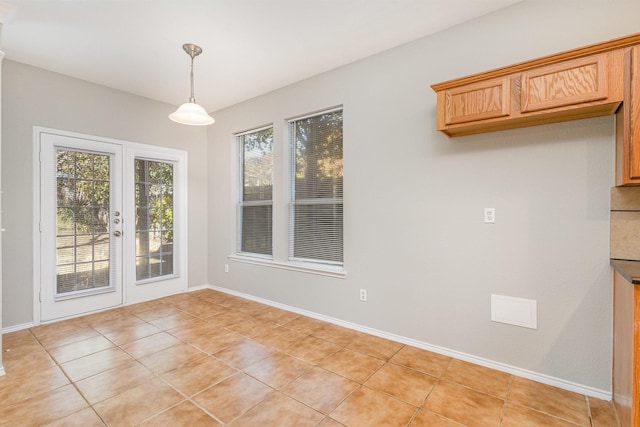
169, 43, 215, 126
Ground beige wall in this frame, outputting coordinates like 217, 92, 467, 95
207, 0, 640, 393
2, 0, 640, 394
1, 60, 209, 327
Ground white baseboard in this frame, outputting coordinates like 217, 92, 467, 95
207, 284, 612, 401
2, 322, 34, 334
0, 366, 5, 377
186, 284, 212, 292
12, 286, 198, 330
0, 286, 207, 334
1, 283, 611, 400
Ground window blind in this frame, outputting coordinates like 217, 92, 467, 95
288, 108, 343, 265
238, 126, 273, 256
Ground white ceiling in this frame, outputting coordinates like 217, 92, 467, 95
0, 0, 522, 112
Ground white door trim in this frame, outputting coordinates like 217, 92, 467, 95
33, 127, 188, 325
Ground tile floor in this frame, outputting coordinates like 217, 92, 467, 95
0, 289, 620, 426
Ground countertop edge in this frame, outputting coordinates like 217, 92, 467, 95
611, 259, 640, 284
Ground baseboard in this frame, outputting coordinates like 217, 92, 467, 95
2, 322, 34, 334
13, 286, 199, 330
207, 284, 612, 401
186, 284, 212, 292
0, 366, 5, 377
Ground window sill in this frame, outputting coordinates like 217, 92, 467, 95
227, 254, 346, 279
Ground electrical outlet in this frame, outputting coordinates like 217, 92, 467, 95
359, 289, 367, 302
224, 263, 229, 273
484, 207, 496, 224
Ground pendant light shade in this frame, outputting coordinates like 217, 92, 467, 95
169, 102, 215, 126
169, 43, 215, 126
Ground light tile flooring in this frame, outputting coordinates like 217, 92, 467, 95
0, 289, 620, 426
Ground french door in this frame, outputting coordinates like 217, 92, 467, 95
40, 134, 123, 321
38, 130, 187, 322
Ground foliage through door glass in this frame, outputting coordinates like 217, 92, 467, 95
56, 149, 111, 294
135, 159, 174, 281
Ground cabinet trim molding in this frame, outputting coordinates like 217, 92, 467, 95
432, 32, 640, 92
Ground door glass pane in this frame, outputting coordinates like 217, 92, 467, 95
135, 159, 174, 281
56, 149, 111, 294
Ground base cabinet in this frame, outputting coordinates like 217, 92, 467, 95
613, 269, 640, 427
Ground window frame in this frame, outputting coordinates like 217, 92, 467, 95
229, 107, 346, 278
287, 107, 344, 267
236, 125, 274, 259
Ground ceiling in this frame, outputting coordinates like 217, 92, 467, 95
0, 0, 522, 112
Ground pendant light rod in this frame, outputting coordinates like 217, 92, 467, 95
183, 43, 202, 103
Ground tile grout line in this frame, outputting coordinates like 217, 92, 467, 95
30, 325, 111, 426
498, 374, 514, 427
230, 325, 402, 425
44, 302, 202, 425
408, 356, 456, 426
235, 328, 350, 422
102, 300, 238, 425
146, 297, 282, 426
22, 300, 438, 425
404, 407, 422, 427
586, 395, 594, 427
4, 290, 619, 426
119, 308, 243, 426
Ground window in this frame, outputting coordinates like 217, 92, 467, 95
135, 159, 175, 281
289, 108, 343, 265
238, 126, 274, 256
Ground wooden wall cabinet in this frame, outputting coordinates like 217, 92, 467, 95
616, 45, 640, 186
442, 77, 511, 126
432, 33, 640, 186
520, 54, 610, 113
433, 50, 624, 137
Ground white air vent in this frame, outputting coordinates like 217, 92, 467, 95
491, 294, 537, 329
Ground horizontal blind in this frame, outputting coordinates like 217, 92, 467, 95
289, 109, 343, 265
238, 126, 273, 256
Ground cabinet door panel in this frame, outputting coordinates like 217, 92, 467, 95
445, 77, 510, 125
521, 55, 608, 113
629, 46, 640, 181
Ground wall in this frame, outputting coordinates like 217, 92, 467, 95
2, 60, 209, 328
207, 0, 640, 393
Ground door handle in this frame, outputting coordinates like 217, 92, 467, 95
113, 230, 122, 237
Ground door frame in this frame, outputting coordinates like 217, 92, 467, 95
33, 127, 188, 325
